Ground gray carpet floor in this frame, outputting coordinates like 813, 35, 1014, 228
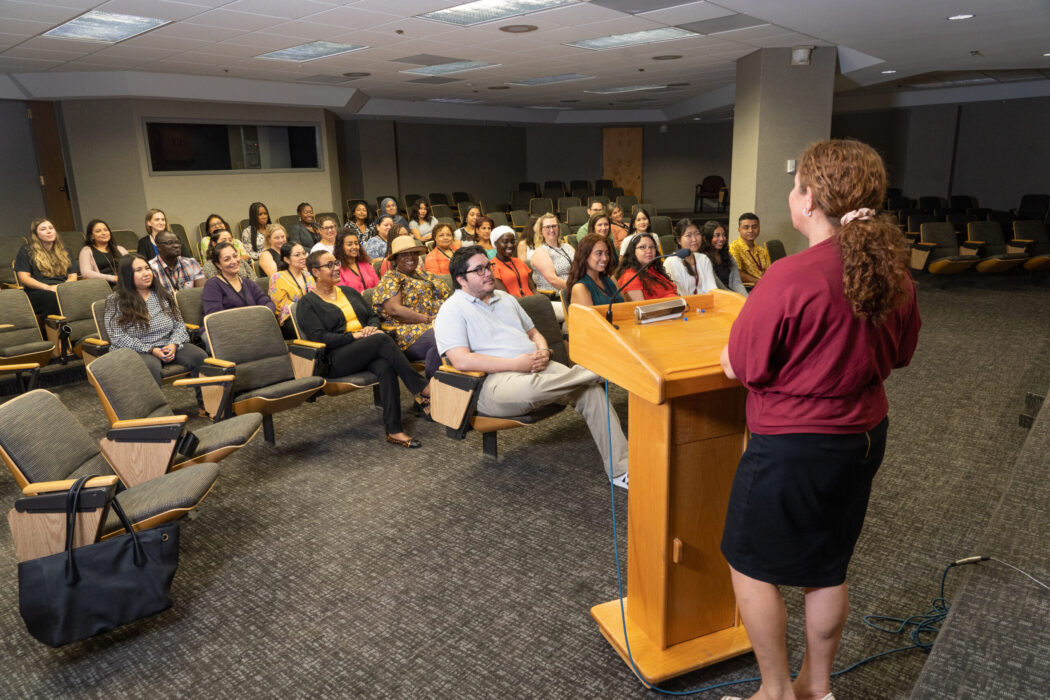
0, 274, 1047, 699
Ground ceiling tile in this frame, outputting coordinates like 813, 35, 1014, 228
95, 0, 212, 22
0, 17, 54, 37
0, 0, 82, 23
297, 6, 404, 31
220, 0, 336, 20
638, 1, 737, 25
183, 9, 288, 31
149, 22, 250, 42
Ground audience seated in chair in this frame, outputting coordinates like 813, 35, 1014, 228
258, 224, 288, 278
297, 250, 429, 448
379, 197, 410, 230
287, 202, 321, 251
364, 214, 395, 260
455, 206, 483, 244
700, 220, 748, 296
565, 234, 622, 307
15, 218, 77, 315
372, 236, 449, 378
408, 199, 439, 243
268, 242, 315, 334
137, 208, 169, 260
201, 242, 276, 316
241, 201, 270, 261
608, 204, 629, 251
619, 207, 659, 256
529, 213, 575, 323
103, 254, 207, 387
346, 201, 372, 239
616, 232, 678, 301
475, 216, 496, 258
200, 214, 248, 261
434, 246, 628, 486
663, 218, 718, 296
78, 219, 127, 285
150, 230, 205, 294
202, 229, 254, 279
310, 214, 340, 255
576, 201, 607, 236
490, 225, 536, 298
424, 223, 460, 276
335, 228, 379, 293
728, 212, 770, 285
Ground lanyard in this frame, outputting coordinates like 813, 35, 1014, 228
746, 245, 766, 272
496, 257, 523, 295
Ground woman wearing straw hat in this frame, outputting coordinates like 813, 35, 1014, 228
372, 235, 450, 382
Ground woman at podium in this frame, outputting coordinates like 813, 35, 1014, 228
719, 139, 921, 700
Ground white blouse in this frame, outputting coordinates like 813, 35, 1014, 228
663, 253, 718, 296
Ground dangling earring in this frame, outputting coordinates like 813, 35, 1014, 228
803, 208, 812, 217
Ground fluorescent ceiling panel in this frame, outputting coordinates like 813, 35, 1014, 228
590, 0, 697, 13
508, 73, 593, 86
418, 0, 579, 27
427, 97, 484, 104
407, 77, 463, 84
257, 41, 366, 61
525, 105, 571, 110
566, 27, 697, 50
584, 84, 666, 94
43, 11, 170, 43
401, 60, 499, 76
392, 54, 463, 65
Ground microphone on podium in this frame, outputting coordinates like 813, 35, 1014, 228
606, 248, 691, 324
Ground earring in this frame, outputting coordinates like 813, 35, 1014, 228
803, 208, 812, 217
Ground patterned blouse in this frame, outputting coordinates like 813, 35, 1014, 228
103, 291, 189, 353
371, 269, 450, 351
728, 238, 770, 281
532, 242, 574, 293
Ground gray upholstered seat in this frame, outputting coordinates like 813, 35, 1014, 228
967, 221, 1028, 274
83, 298, 192, 380
0, 389, 218, 538
51, 278, 111, 354
204, 305, 325, 443
1011, 220, 1050, 271
0, 289, 54, 364
87, 347, 262, 466
913, 223, 979, 275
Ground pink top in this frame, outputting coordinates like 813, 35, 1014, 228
728, 237, 920, 435
339, 262, 379, 293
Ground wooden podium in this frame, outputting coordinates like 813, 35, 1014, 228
568, 291, 751, 683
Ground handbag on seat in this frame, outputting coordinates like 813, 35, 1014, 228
17, 476, 181, 647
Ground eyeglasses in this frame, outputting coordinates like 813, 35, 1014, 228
321, 224, 337, 230
314, 262, 340, 271
542, 224, 559, 230
464, 262, 495, 277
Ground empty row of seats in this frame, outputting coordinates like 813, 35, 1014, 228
910, 220, 1050, 277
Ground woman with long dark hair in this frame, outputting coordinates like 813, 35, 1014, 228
334, 228, 379, 293
347, 201, 371, 238
719, 139, 920, 700
663, 218, 717, 296
408, 199, 439, 242
201, 242, 276, 316
14, 218, 76, 315
565, 233, 622, 307
614, 232, 677, 301
454, 205, 482, 243
78, 218, 127, 285
423, 223, 459, 275
103, 254, 206, 385
241, 201, 269, 260
699, 220, 747, 296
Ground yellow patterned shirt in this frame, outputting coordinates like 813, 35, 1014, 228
371, 269, 450, 350
729, 238, 771, 281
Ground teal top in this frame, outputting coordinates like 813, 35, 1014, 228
575, 274, 623, 305
486, 248, 497, 259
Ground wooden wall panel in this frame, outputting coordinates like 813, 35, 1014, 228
602, 126, 642, 198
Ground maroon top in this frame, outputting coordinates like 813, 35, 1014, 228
728, 237, 920, 435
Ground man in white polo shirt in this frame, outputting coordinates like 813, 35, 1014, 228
434, 245, 628, 488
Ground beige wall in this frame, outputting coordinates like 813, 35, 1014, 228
731, 47, 836, 254
60, 97, 340, 242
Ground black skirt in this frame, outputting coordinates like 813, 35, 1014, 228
720, 417, 888, 588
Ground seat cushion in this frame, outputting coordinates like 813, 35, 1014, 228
0, 340, 53, 359
235, 376, 323, 402
104, 462, 219, 535
0, 390, 100, 483
329, 371, 379, 387
187, 413, 263, 457
87, 348, 173, 421
931, 254, 980, 263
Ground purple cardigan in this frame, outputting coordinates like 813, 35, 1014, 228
202, 275, 277, 316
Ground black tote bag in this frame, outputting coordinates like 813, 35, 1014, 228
18, 477, 181, 647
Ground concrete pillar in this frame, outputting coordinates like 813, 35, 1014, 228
730, 47, 837, 254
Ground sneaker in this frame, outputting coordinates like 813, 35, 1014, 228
612, 473, 628, 490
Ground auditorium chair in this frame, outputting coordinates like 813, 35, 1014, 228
111, 229, 140, 254
1, 236, 25, 288
916, 196, 942, 212
431, 203, 455, 222
404, 194, 425, 211
569, 180, 590, 196
616, 194, 638, 213
529, 198, 554, 218
566, 206, 589, 230
633, 203, 656, 217
44, 278, 110, 363
488, 212, 510, 228
509, 210, 529, 232
286, 301, 381, 406
659, 234, 675, 257
452, 191, 472, 208
79, 299, 195, 386
58, 230, 84, 254
0, 288, 54, 371
0, 389, 220, 561
510, 190, 532, 212
1014, 194, 1049, 221
949, 195, 977, 213
1011, 221, 1050, 272
945, 212, 971, 236
966, 221, 1029, 274
557, 196, 581, 221
203, 305, 326, 444
457, 201, 478, 223
886, 196, 911, 213
169, 223, 195, 260
86, 348, 262, 470
606, 186, 624, 201
594, 179, 613, 195
518, 182, 540, 197
542, 187, 564, 203
428, 192, 451, 207
429, 294, 569, 459
570, 185, 590, 202
906, 213, 937, 237
766, 239, 788, 264
480, 200, 508, 215
650, 215, 673, 239
587, 195, 610, 208
910, 222, 979, 276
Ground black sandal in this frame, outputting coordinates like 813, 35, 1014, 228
413, 394, 432, 420
386, 435, 421, 448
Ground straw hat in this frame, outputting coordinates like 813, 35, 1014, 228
386, 235, 427, 260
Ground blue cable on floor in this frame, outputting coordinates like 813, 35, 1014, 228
599, 380, 1049, 696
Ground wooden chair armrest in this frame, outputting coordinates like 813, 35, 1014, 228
185, 323, 200, 331
1011, 238, 1034, 244
204, 357, 235, 368
290, 339, 325, 349
439, 364, 486, 378
173, 375, 234, 386
0, 323, 13, 330
81, 337, 109, 347
965, 240, 985, 246
23, 475, 119, 496
0, 362, 41, 371
45, 315, 66, 322
903, 232, 920, 243
911, 242, 936, 250
112, 415, 188, 429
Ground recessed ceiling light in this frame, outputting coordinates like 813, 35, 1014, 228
584, 84, 666, 94
881, 69, 897, 74
258, 41, 367, 62
508, 73, 594, 86
343, 72, 371, 78
652, 55, 682, 61
500, 24, 538, 33
567, 27, 697, 51
948, 13, 975, 20
401, 61, 500, 76
419, 0, 577, 27
43, 10, 170, 43
426, 97, 485, 104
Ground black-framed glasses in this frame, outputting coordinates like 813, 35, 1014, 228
315, 261, 340, 271
465, 262, 495, 276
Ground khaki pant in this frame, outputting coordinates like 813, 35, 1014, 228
476, 362, 628, 478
